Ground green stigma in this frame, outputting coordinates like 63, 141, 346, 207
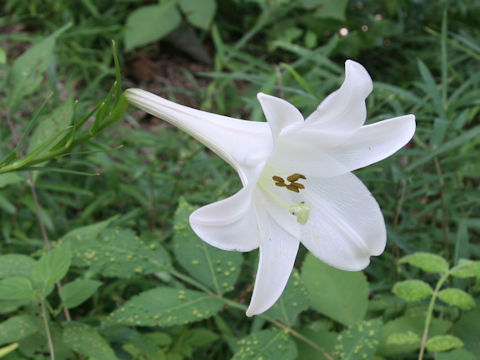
288, 201, 311, 225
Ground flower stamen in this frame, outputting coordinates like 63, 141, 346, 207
272, 173, 307, 193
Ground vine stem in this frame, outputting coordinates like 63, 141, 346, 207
168, 270, 334, 360
41, 299, 55, 360
418, 270, 450, 360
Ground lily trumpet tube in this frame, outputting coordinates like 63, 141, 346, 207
125, 60, 416, 316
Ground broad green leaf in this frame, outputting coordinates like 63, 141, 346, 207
27, 96, 74, 159
179, 0, 216, 30
438, 288, 475, 310
0, 299, 30, 314
300, 0, 348, 21
63, 324, 117, 360
386, 331, 421, 346
0, 277, 34, 300
232, 329, 297, 360
59, 217, 116, 265
437, 348, 477, 360
426, 335, 463, 353
0, 254, 36, 279
399, 252, 449, 274
265, 270, 309, 326
124, 3, 181, 51
378, 315, 452, 355
295, 329, 337, 360
301, 253, 368, 326
451, 259, 480, 278
0, 173, 25, 188
173, 199, 242, 294
68, 228, 171, 278
452, 308, 480, 356
333, 319, 382, 360
32, 244, 72, 295
106, 287, 223, 327
60, 279, 102, 308
0, 315, 38, 346
392, 280, 433, 302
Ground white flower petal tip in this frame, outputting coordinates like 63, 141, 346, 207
125, 61, 415, 316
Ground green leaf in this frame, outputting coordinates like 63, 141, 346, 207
179, 0, 216, 30
0, 277, 34, 300
232, 329, 297, 360
27, 96, 74, 160
0, 315, 38, 346
105, 287, 223, 327
32, 244, 72, 295
265, 270, 309, 326
451, 259, 480, 278
124, 3, 181, 51
333, 319, 382, 360
300, 0, 348, 21
378, 315, 452, 355
301, 253, 368, 326
68, 227, 171, 278
60, 279, 102, 309
426, 335, 463, 353
63, 324, 117, 360
0, 254, 36, 279
392, 280, 433, 302
0, 173, 25, 188
438, 288, 476, 310
399, 252, 449, 274
386, 331, 421, 346
452, 308, 480, 356
173, 199, 242, 294
437, 348, 477, 360
0, 46, 6, 64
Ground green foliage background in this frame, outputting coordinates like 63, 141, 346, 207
0, 0, 479, 359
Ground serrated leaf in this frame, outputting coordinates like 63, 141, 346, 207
59, 217, 116, 254
426, 335, 463, 353
0, 277, 34, 300
69, 228, 171, 278
124, 3, 181, 51
0, 315, 38, 346
32, 244, 71, 295
232, 329, 297, 360
106, 287, 223, 327
60, 279, 102, 309
265, 270, 309, 326
451, 259, 480, 278
173, 199, 242, 294
0, 254, 36, 279
301, 253, 368, 326
333, 319, 382, 360
399, 252, 449, 273
63, 324, 117, 360
392, 280, 433, 302
386, 331, 421, 346
179, 0, 216, 30
438, 288, 476, 310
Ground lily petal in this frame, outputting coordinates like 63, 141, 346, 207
246, 212, 300, 316
190, 180, 262, 252
125, 89, 273, 184
326, 114, 416, 171
257, 93, 304, 140
304, 60, 372, 135
300, 172, 386, 271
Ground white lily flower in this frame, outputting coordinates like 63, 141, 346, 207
125, 60, 416, 317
